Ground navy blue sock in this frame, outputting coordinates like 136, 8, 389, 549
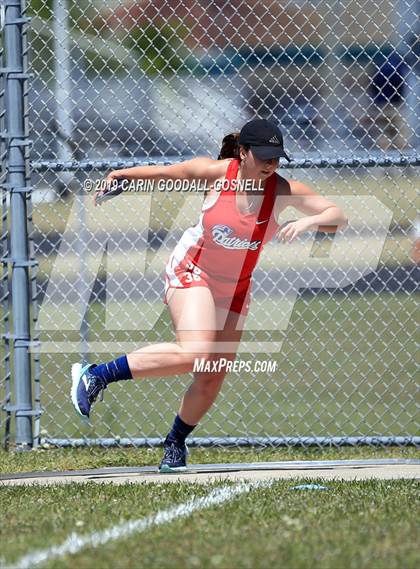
166, 414, 196, 446
90, 355, 133, 385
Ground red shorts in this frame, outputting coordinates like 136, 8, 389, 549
164, 260, 251, 315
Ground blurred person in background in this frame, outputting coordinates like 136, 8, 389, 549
364, 51, 409, 150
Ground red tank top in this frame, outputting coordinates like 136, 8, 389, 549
167, 159, 280, 284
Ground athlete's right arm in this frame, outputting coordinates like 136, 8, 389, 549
106, 157, 226, 186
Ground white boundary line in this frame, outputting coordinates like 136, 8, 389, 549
4, 480, 272, 569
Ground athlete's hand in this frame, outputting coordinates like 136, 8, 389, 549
276, 217, 314, 243
94, 171, 121, 207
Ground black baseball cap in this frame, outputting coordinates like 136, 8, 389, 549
239, 119, 291, 161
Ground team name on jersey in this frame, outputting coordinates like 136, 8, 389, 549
211, 224, 262, 251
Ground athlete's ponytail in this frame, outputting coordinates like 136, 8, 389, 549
218, 133, 250, 160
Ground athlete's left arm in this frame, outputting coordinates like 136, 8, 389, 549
276, 179, 348, 243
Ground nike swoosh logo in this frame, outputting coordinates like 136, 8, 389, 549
256, 220, 268, 224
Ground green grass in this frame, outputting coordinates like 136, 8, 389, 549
30, 291, 418, 442
1, 446, 419, 475
2, 171, 416, 445
1, 479, 419, 569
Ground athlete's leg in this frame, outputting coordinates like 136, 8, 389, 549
177, 307, 246, 425
71, 287, 218, 418
126, 287, 217, 377
159, 307, 246, 471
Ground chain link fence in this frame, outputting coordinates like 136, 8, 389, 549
1, 0, 419, 448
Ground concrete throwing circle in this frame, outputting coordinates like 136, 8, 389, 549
1, 459, 419, 486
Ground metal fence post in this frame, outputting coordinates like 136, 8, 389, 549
2, 0, 33, 449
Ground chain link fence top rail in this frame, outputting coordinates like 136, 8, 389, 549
1, 0, 419, 447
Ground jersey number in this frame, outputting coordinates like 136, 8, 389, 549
184, 261, 202, 282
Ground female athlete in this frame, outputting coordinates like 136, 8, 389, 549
71, 119, 347, 472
